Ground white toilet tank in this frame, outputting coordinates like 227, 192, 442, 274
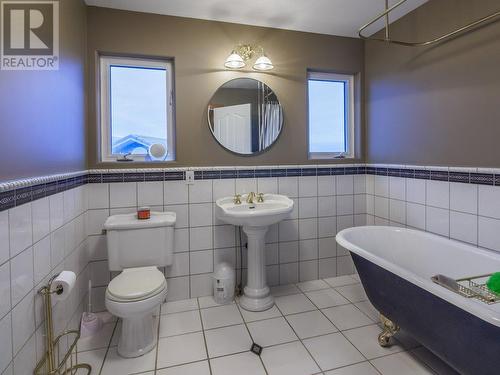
104, 212, 176, 271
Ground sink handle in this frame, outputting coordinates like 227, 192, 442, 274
233, 194, 242, 204
257, 193, 264, 203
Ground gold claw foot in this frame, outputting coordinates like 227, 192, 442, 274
378, 314, 399, 347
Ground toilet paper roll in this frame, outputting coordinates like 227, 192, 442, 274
50, 271, 76, 301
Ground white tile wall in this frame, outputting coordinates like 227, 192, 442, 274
0, 262, 11, 319
164, 181, 188, 205
138, 181, 163, 206
450, 183, 477, 214
31, 197, 50, 243
366, 172, 500, 256
478, 216, 500, 251
450, 211, 477, 245
15, 165, 500, 373
110, 182, 137, 208
14, 166, 500, 374
10, 246, 33, 306
85, 173, 361, 308
49, 193, 64, 231
478, 185, 500, 219
0, 186, 89, 374
9, 204, 33, 258
426, 180, 449, 209
406, 178, 426, 204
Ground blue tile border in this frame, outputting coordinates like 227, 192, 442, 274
270, 169, 286, 177
220, 170, 236, 179
286, 168, 301, 177
32, 183, 47, 201
0, 191, 15, 210
470, 173, 494, 186
237, 169, 255, 178
430, 170, 449, 182
255, 169, 271, 178
2, 165, 500, 212
202, 170, 220, 179
15, 187, 32, 206
165, 171, 185, 180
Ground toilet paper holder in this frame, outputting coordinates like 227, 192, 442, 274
34, 273, 91, 375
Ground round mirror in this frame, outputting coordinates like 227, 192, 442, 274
208, 78, 283, 155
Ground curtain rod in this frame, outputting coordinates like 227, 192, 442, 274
359, 0, 500, 47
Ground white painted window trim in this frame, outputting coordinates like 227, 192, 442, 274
99, 55, 175, 162
307, 71, 355, 160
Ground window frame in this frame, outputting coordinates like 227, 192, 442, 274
98, 54, 175, 163
307, 71, 355, 160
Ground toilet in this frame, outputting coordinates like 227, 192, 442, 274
103, 211, 176, 358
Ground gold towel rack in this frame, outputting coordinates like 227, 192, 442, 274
359, 0, 500, 47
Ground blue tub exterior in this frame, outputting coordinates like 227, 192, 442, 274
351, 252, 500, 375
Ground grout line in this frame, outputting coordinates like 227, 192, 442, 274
298, 283, 371, 370
153, 305, 162, 374
273, 298, 325, 373
196, 297, 213, 375
233, 302, 269, 375
83, 279, 448, 375
96, 319, 119, 375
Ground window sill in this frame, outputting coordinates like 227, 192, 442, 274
308, 153, 355, 160
97, 160, 177, 167
101, 155, 176, 163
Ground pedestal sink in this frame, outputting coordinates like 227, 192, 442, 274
215, 194, 294, 311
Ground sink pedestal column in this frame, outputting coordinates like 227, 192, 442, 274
239, 226, 274, 311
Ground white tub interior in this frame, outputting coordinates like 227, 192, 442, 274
336, 226, 500, 327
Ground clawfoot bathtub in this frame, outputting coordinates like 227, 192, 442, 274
336, 226, 500, 375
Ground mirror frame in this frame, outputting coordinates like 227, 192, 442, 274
206, 78, 284, 156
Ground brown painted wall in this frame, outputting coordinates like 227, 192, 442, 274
365, 0, 500, 167
0, 0, 87, 182
86, 7, 364, 168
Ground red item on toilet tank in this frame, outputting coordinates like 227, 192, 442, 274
137, 207, 151, 220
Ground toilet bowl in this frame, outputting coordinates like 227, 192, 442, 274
105, 266, 167, 358
103, 211, 176, 358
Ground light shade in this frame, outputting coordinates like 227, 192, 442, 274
224, 52, 245, 69
253, 55, 274, 71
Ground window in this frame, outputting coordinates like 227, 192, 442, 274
307, 71, 355, 159
99, 55, 175, 162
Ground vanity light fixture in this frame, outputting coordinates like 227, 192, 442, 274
224, 44, 274, 71
224, 51, 246, 69
253, 55, 274, 71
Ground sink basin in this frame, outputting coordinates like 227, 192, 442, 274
215, 194, 294, 312
215, 194, 294, 227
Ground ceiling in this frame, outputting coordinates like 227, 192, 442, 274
84, 0, 428, 38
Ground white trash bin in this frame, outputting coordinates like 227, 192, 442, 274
213, 262, 235, 305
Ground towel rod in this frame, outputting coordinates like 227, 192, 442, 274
359, 0, 500, 47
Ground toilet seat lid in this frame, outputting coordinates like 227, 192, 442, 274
108, 267, 166, 301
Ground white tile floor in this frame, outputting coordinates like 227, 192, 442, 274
76, 276, 458, 375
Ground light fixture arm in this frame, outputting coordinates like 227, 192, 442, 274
234, 44, 264, 61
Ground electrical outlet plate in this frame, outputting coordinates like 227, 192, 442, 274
185, 170, 195, 185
